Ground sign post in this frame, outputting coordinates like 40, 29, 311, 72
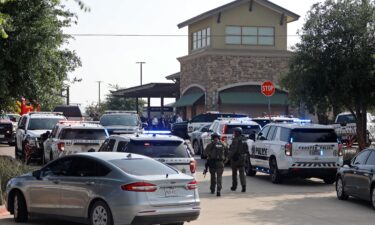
261, 80, 276, 119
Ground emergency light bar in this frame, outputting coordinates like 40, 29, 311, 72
29, 112, 64, 116
58, 120, 100, 125
104, 110, 137, 114
293, 119, 312, 123
143, 130, 172, 135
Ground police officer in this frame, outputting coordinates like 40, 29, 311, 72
204, 132, 227, 197
228, 127, 248, 192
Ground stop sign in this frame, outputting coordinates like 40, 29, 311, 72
261, 80, 275, 97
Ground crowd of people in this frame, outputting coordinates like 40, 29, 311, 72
140, 113, 183, 130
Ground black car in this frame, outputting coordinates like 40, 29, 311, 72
336, 148, 375, 209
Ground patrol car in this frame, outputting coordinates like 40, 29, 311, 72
99, 133, 196, 176
99, 111, 146, 135
246, 123, 343, 184
43, 121, 108, 163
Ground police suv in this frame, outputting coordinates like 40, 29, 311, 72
43, 121, 108, 163
246, 123, 343, 184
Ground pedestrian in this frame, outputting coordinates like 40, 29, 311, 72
204, 132, 228, 197
227, 127, 248, 192
176, 113, 183, 123
152, 116, 159, 130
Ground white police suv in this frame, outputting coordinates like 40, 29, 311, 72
246, 123, 343, 184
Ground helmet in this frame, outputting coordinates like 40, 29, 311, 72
233, 127, 243, 136
211, 132, 220, 139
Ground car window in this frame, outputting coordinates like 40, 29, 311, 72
336, 114, 355, 124
51, 126, 59, 138
252, 119, 270, 127
290, 129, 337, 143
42, 158, 74, 177
258, 126, 270, 140
117, 141, 129, 152
59, 129, 107, 140
124, 140, 189, 158
110, 157, 178, 176
224, 125, 261, 135
100, 114, 139, 126
266, 126, 277, 140
99, 139, 116, 152
69, 157, 111, 177
279, 127, 291, 142
353, 150, 370, 165
18, 117, 27, 129
365, 151, 375, 165
27, 118, 62, 130
192, 115, 206, 123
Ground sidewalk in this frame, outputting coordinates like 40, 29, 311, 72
0, 205, 9, 216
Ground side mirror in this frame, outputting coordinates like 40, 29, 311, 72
32, 170, 41, 180
142, 123, 148, 128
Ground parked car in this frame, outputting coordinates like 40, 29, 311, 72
99, 134, 196, 176
99, 111, 146, 135
53, 105, 86, 121
43, 121, 108, 164
0, 114, 16, 146
171, 121, 189, 139
336, 148, 375, 209
5, 152, 200, 225
190, 124, 211, 155
15, 112, 66, 164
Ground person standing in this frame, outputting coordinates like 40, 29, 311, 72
227, 127, 248, 192
152, 116, 159, 130
175, 113, 183, 123
204, 132, 228, 197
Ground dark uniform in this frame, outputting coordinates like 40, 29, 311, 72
228, 128, 248, 192
204, 133, 228, 196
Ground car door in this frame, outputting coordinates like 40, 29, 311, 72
252, 125, 271, 168
356, 150, 375, 200
44, 126, 59, 161
345, 150, 370, 197
27, 157, 74, 215
16, 116, 27, 150
59, 157, 104, 218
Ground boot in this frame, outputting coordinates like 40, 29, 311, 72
217, 192, 221, 197
211, 189, 215, 194
242, 186, 246, 193
230, 186, 236, 191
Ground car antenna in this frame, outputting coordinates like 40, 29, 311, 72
127, 153, 132, 158
166, 173, 169, 178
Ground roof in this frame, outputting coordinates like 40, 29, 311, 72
111, 83, 178, 98
56, 121, 104, 129
28, 112, 66, 118
53, 105, 84, 117
111, 134, 184, 142
165, 72, 180, 80
178, 0, 300, 29
78, 152, 147, 161
215, 118, 260, 126
173, 93, 204, 107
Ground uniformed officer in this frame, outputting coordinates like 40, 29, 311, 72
228, 127, 248, 192
204, 132, 227, 197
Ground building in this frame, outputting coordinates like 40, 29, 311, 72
174, 0, 300, 119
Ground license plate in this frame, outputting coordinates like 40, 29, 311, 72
310, 149, 322, 156
164, 188, 178, 197
0, 135, 4, 138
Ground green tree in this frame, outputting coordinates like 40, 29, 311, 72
281, 0, 375, 150
0, 0, 81, 110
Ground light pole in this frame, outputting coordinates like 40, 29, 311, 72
96, 81, 103, 107
64, 77, 82, 105
136, 61, 146, 86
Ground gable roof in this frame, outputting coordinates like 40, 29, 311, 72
177, 0, 300, 29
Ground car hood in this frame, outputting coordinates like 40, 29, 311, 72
26, 129, 50, 137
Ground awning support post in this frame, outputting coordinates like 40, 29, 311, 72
147, 97, 151, 119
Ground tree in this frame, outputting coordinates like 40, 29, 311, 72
0, 0, 81, 110
281, 0, 375, 150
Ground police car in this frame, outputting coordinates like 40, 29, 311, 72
246, 123, 343, 184
99, 111, 146, 135
98, 132, 196, 176
43, 121, 108, 163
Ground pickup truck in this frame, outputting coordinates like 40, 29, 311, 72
333, 112, 375, 147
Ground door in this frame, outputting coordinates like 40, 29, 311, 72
346, 150, 370, 197
252, 125, 271, 168
16, 116, 27, 150
27, 157, 74, 215
356, 151, 375, 200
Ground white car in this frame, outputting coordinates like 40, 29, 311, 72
43, 121, 108, 163
247, 123, 343, 184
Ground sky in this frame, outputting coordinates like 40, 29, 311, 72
63, 0, 323, 108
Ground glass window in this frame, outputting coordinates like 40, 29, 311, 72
267, 126, 277, 140
290, 129, 338, 143
124, 140, 189, 158
366, 151, 375, 165
110, 158, 178, 176
98, 139, 116, 152
206, 27, 211, 46
197, 30, 202, 48
259, 36, 274, 45
279, 127, 291, 142
100, 114, 139, 127
28, 118, 61, 130
258, 126, 270, 140
242, 27, 257, 35
117, 141, 129, 152
242, 36, 257, 45
226, 36, 241, 44
226, 26, 241, 35
353, 151, 370, 165
258, 27, 274, 36
69, 157, 111, 177
59, 129, 107, 140
225, 125, 261, 135
192, 33, 197, 50
202, 29, 207, 47
336, 114, 355, 124
42, 158, 74, 177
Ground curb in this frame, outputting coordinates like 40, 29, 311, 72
0, 205, 10, 216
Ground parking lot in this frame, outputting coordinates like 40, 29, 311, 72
1, 144, 375, 225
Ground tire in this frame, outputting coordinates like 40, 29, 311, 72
371, 185, 375, 210
245, 156, 256, 177
13, 191, 28, 223
323, 176, 336, 184
193, 141, 200, 155
270, 158, 282, 184
90, 200, 113, 225
336, 176, 349, 200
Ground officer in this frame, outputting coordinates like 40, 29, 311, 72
204, 132, 227, 197
228, 127, 248, 192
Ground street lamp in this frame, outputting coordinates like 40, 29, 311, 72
136, 61, 146, 86
63, 77, 82, 105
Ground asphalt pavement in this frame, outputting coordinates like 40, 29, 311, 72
1, 144, 375, 225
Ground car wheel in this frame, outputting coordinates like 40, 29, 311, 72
270, 158, 282, 184
371, 185, 375, 210
193, 141, 200, 155
323, 176, 336, 184
90, 200, 113, 225
336, 176, 349, 200
13, 191, 28, 223
245, 156, 256, 177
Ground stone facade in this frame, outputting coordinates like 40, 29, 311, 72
179, 49, 292, 112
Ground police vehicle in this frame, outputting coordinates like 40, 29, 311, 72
99, 110, 147, 135
43, 121, 108, 163
246, 123, 343, 184
99, 132, 196, 176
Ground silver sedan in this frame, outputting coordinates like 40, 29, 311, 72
5, 152, 200, 225
190, 124, 211, 155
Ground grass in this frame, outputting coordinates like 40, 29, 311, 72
0, 156, 33, 205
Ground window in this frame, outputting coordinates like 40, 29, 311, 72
124, 140, 189, 158
258, 126, 270, 140
42, 158, 74, 177
290, 129, 338, 143
366, 151, 375, 165
18, 117, 27, 129
192, 115, 207, 123
69, 157, 111, 177
353, 151, 370, 165
98, 139, 116, 152
117, 141, 129, 152
267, 126, 277, 140
100, 114, 139, 127
28, 118, 62, 130
192, 27, 211, 50
224, 125, 261, 135
59, 129, 107, 140
110, 158, 178, 176
279, 127, 291, 142
225, 26, 274, 46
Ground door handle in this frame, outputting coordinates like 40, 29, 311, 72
85, 181, 95, 185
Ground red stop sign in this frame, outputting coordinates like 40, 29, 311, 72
261, 80, 275, 97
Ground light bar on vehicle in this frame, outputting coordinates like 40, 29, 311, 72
58, 120, 100, 125
29, 112, 64, 116
292, 119, 312, 123
143, 130, 172, 135
104, 110, 137, 114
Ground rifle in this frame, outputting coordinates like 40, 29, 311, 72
203, 161, 209, 178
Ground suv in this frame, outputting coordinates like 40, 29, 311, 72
99, 134, 196, 175
99, 111, 145, 135
186, 112, 247, 137
247, 123, 343, 184
251, 116, 305, 128
15, 112, 66, 164
0, 114, 16, 146
200, 118, 261, 158
43, 121, 108, 163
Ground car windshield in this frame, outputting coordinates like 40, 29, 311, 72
59, 129, 107, 140
7, 114, 20, 122
110, 158, 178, 176
290, 129, 338, 143
336, 114, 355, 124
224, 125, 261, 134
121, 140, 189, 158
100, 114, 138, 126
251, 119, 270, 127
28, 118, 62, 130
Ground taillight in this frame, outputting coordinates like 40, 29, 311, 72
57, 142, 65, 152
186, 180, 198, 190
190, 160, 196, 173
222, 125, 227, 134
338, 143, 343, 156
121, 182, 157, 192
285, 143, 292, 156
